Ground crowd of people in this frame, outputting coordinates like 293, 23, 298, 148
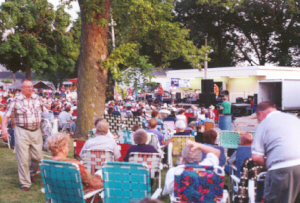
2, 79, 300, 203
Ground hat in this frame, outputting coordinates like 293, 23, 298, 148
209, 105, 215, 110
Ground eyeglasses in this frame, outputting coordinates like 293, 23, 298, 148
22, 86, 33, 89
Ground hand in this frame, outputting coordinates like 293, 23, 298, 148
1, 130, 8, 142
185, 140, 200, 151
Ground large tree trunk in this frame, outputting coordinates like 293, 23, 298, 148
75, 0, 112, 138
26, 66, 31, 79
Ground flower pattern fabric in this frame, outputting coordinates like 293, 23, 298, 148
174, 164, 224, 202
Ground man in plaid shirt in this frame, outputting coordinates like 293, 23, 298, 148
2, 79, 44, 191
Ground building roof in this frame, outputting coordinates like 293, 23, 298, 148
166, 66, 300, 80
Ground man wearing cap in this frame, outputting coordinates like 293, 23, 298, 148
2, 79, 45, 191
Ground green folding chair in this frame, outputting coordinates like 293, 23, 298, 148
220, 131, 240, 149
40, 159, 102, 203
102, 161, 161, 203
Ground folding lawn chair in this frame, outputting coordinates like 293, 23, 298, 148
123, 116, 143, 131
204, 121, 214, 130
101, 161, 161, 203
73, 140, 86, 159
82, 149, 114, 174
129, 152, 163, 190
40, 159, 103, 203
172, 135, 195, 156
220, 131, 240, 149
171, 164, 228, 203
103, 114, 121, 134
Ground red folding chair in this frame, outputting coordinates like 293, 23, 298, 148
118, 144, 133, 161
73, 140, 86, 159
184, 113, 194, 123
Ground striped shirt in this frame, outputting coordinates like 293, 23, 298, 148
4, 93, 44, 130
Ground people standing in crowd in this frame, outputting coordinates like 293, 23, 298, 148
169, 84, 176, 104
221, 97, 231, 115
157, 84, 164, 102
252, 101, 300, 203
176, 109, 187, 126
2, 79, 45, 191
60, 85, 66, 98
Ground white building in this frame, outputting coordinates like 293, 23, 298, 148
156, 66, 300, 103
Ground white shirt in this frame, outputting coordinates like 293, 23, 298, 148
170, 86, 176, 94
79, 134, 121, 159
162, 153, 219, 197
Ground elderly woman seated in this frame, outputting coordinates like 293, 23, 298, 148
162, 140, 220, 198
174, 120, 190, 136
124, 129, 158, 161
47, 133, 103, 202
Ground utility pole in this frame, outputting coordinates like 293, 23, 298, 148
204, 35, 208, 79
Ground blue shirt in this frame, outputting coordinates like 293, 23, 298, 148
146, 129, 164, 145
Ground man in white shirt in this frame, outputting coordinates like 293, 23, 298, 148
252, 102, 300, 203
169, 84, 176, 104
80, 120, 121, 159
163, 140, 220, 198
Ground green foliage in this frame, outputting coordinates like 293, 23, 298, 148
184, 0, 300, 66
112, 0, 209, 70
174, 0, 239, 67
0, 0, 78, 84
2, 78, 13, 83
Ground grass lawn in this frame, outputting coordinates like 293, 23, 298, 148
0, 140, 172, 203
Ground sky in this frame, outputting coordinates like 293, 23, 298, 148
0, 0, 80, 21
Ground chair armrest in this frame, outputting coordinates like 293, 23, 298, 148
230, 175, 240, 184
83, 188, 103, 199
41, 188, 45, 193
248, 180, 255, 203
230, 165, 237, 171
151, 188, 162, 199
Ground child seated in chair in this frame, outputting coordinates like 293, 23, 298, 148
162, 140, 220, 198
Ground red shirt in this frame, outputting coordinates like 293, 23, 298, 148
158, 87, 163, 95
250, 101, 254, 107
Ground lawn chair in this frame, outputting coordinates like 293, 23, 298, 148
102, 161, 161, 202
88, 130, 95, 139
82, 149, 114, 175
118, 143, 133, 161
40, 159, 103, 203
171, 164, 228, 203
103, 114, 121, 134
184, 112, 193, 123
73, 140, 86, 159
204, 121, 214, 130
220, 131, 240, 149
164, 121, 175, 132
201, 144, 226, 167
147, 133, 165, 158
123, 116, 143, 131
172, 135, 195, 156
249, 131, 255, 137
129, 152, 163, 190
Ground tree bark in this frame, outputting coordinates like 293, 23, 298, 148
26, 65, 31, 79
75, 0, 112, 138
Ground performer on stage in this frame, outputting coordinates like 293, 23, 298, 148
157, 84, 163, 102
169, 84, 176, 104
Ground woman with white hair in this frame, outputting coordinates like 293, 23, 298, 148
47, 133, 103, 202
174, 120, 190, 136
124, 129, 158, 161
162, 140, 220, 198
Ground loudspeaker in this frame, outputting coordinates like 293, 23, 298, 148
175, 92, 181, 103
201, 79, 214, 94
163, 98, 171, 104
199, 93, 216, 108
236, 97, 244, 103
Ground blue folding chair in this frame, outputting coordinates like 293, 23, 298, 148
220, 131, 240, 149
201, 144, 226, 167
40, 159, 102, 203
102, 161, 160, 203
